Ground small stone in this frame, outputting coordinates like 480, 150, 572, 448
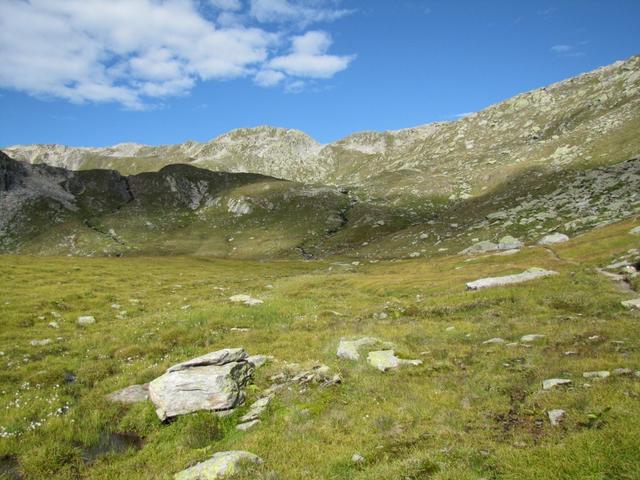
482, 337, 506, 345
48, 321, 59, 329
582, 371, 610, 379
548, 409, 565, 426
229, 294, 263, 306
337, 337, 391, 361
77, 315, 96, 325
351, 453, 365, 463
30, 339, 51, 346
236, 420, 260, 431
521, 334, 545, 343
612, 368, 632, 376
542, 378, 572, 390
367, 350, 422, 372
629, 226, 640, 235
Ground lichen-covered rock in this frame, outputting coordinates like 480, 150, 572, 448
466, 268, 557, 290
174, 451, 263, 479
149, 349, 254, 420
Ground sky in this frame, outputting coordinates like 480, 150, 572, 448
1, 0, 639, 147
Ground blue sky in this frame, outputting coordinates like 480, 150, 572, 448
1, 0, 639, 147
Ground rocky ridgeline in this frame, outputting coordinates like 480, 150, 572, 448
4, 55, 640, 199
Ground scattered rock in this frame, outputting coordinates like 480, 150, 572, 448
236, 420, 260, 431
229, 294, 263, 306
30, 339, 51, 346
548, 409, 566, 426
466, 268, 557, 290
612, 368, 633, 376
149, 348, 254, 420
337, 337, 391, 361
351, 453, 365, 463
77, 315, 96, 325
366, 350, 422, 372
630, 226, 640, 235
498, 235, 524, 250
520, 334, 545, 343
538, 233, 570, 245
583, 371, 610, 379
107, 384, 149, 404
542, 378, 572, 390
48, 321, 59, 329
174, 451, 263, 480
621, 298, 640, 309
482, 337, 506, 345
240, 396, 272, 423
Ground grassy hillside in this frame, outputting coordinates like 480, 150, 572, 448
0, 219, 639, 479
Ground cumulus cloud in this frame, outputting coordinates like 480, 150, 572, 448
0, 0, 354, 108
249, 0, 352, 26
268, 30, 354, 78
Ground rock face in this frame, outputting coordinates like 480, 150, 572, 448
149, 348, 254, 421
106, 384, 149, 404
466, 268, 557, 290
538, 233, 570, 245
366, 350, 422, 372
174, 451, 263, 480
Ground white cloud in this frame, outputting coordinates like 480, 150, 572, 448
254, 69, 286, 86
249, 0, 352, 26
268, 30, 354, 79
0, 0, 354, 108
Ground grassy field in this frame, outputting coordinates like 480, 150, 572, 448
1, 220, 639, 479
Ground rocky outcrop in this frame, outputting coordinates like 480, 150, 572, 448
149, 348, 254, 421
538, 233, 570, 245
106, 384, 149, 404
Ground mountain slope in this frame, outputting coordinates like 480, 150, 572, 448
4, 55, 640, 200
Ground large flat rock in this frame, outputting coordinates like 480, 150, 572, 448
466, 268, 557, 290
149, 348, 254, 421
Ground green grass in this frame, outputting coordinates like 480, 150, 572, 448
0, 220, 639, 479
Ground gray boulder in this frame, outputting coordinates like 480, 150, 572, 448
77, 315, 95, 325
542, 378, 571, 390
174, 451, 263, 479
630, 226, 640, 235
149, 348, 254, 421
538, 233, 569, 245
466, 268, 557, 290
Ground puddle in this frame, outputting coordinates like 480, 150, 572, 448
80, 432, 143, 463
0, 455, 22, 480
